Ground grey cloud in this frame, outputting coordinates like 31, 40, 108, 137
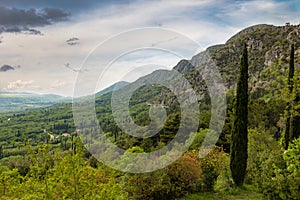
42, 8, 70, 23
64, 63, 87, 72
1, 26, 42, 35
23, 29, 42, 35
0, 6, 71, 34
0, 64, 15, 72
66, 37, 80, 46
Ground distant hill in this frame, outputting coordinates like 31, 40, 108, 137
0, 81, 129, 113
0, 92, 70, 112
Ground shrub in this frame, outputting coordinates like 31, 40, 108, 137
165, 155, 202, 196
122, 170, 171, 200
246, 129, 282, 184
7, 157, 31, 176
0, 166, 23, 197
199, 146, 228, 191
253, 137, 300, 200
273, 138, 300, 200
122, 154, 202, 200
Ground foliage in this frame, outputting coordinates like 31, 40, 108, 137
166, 155, 202, 196
246, 129, 282, 184
122, 153, 202, 200
254, 138, 300, 200
122, 170, 172, 200
189, 129, 209, 150
0, 138, 126, 200
0, 166, 23, 197
199, 146, 230, 191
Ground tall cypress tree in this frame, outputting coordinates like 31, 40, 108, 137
230, 42, 249, 187
289, 44, 300, 142
0, 145, 3, 159
288, 44, 295, 92
284, 44, 295, 149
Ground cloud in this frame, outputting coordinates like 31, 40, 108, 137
0, 64, 15, 72
66, 37, 80, 45
22, 29, 43, 35
0, 6, 71, 34
216, 0, 299, 26
42, 8, 71, 23
51, 80, 67, 89
7, 80, 39, 90
64, 63, 88, 73
2, 27, 43, 35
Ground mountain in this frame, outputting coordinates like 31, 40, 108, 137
211, 24, 300, 93
114, 24, 300, 108
0, 92, 70, 112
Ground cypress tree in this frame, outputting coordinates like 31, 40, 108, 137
284, 117, 291, 149
0, 145, 3, 159
230, 42, 249, 187
284, 44, 295, 149
288, 44, 295, 93
289, 44, 300, 142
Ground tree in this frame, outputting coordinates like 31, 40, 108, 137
230, 42, 249, 187
289, 44, 300, 142
0, 145, 3, 159
284, 44, 295, 149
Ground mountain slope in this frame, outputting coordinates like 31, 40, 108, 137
96, 81, 129, 96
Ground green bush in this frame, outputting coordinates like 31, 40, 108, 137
7, 156, 31, 176
199, 146, 228, 191
166, 155, 202, 196
189, 129, 219, 150
0, 166, 23, 197
253, 137, 300, 200
246, 129, 283, 184
122, 154, 202, 200
272, 138, 300, 200
247, 129, 285, 199
122, 170, 172, 200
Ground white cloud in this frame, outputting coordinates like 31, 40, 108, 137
6, 80, 39, 91
51, 80, 67, 89
217, 0, 299, 26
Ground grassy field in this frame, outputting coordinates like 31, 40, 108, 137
182, 185, 264, 200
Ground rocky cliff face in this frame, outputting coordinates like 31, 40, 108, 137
180, 24, 300, 99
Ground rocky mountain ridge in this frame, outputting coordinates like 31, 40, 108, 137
178, 24, 300, 99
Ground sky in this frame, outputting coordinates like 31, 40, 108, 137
0, 0, 299, 96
